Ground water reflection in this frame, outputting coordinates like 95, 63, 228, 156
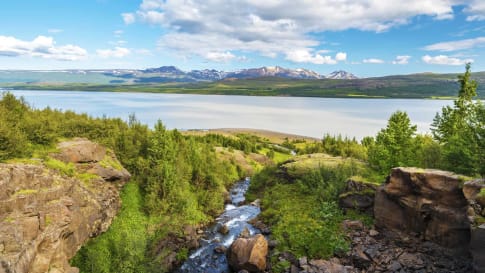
10, 90, 451, 139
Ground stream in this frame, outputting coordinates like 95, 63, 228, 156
177, 177, 261, 273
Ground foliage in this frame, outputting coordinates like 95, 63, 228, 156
431, 64, 484, 176
71, 182, 149, 273
248, 161, 371, 260
367, 111, 418, 173
298, 134, 367, 160
0, 92, 248, 272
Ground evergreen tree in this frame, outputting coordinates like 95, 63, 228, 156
431, 63, 484, 176
368, 111, 417, 173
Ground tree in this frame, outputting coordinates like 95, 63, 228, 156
431, 63, 484, 176
368, 111, 417, 173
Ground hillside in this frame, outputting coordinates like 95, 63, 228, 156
3, 71, 484, 99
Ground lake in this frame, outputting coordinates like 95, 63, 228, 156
9, 90, 452, 139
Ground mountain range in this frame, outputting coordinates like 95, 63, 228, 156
104, 66, 359, 83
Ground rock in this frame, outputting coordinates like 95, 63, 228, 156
470, 225, 485, 273
214, 245, 227, 254
250, 199, 261, 207
307, 259, 356, 273
227, 234, 268, 273
374, 167, 470, 248
463, 179, 484, 201
299, 256, 308, 267
54, 138, 106, 163
0, 139, 130, 273
342, 220, 364, 231
398, 252, 425, 270
219, 224, 229, 235
339, 192, 374, 211
351, 245, 371, 269
369, 229, 379, 237
240, 227, 251, 238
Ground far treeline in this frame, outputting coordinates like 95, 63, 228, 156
0, 65, 483, 272
2, 70, 485, 99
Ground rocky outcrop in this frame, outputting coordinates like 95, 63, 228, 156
0, 139, 130, 273
339, 178, 378, 214
227, 234, 268, 273
374, 167, 471, 248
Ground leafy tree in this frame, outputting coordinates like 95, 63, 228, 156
368, 111, 417, 173
431, 63, 484, 176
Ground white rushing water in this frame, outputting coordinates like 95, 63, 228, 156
177, 178, 261, 273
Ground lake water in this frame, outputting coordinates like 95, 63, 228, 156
9, 90, 452, 139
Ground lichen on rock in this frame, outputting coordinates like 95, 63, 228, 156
0, 138, 130, 273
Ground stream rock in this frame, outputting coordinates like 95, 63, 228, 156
228, 234, 268, 273
0, 139, 130, 273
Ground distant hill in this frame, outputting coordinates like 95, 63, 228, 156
1, 66, 484, 99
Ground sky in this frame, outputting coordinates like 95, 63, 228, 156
0, 0, 484, 77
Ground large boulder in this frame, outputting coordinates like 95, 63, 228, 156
227, 234, 268, 273
0, 139, 130, 273
374, 167, 470, 248
54, 138, 106, 163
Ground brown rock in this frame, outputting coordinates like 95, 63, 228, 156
374, 167, 470, 248
308, 259, 354, 273
54, 138, 106, 163
0, 139, 130, 273
228, 234, 268, 273
342, 220, 364, 231
219, 224, 229, 235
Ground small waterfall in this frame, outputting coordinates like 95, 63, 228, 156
177, 177, 261, 273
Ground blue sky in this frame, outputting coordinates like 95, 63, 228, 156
0, 0, 484, 77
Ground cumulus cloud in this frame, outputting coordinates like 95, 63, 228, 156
96, 47, 131, 58
424, 37, 485, 52
122, 13, 136, 24
422, 54, 473, 65
335, 52, 347, 61
0, 35, 87, 61
125, 0, 464, 63
363, 58, 385, 64
392, 55, 411, 64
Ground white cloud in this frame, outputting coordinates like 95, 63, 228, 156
48, 29, 63, 34
464, 0, 485, 21
126, 0, 463, 63
286, 50, 341, 64
122, 13, 136, 24
96, 47, 131, 58
205, 51, 236, 62
335, 52, 347, 61
422, 54, 473, 65
0, 35, 87, 61
392, 55, 411, 64
363, 58, 385, 64
424, 37, 485, 52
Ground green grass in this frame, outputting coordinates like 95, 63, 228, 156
44, 157, 76, 177
247, 157, 379, 267
99, 154, 124, 170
